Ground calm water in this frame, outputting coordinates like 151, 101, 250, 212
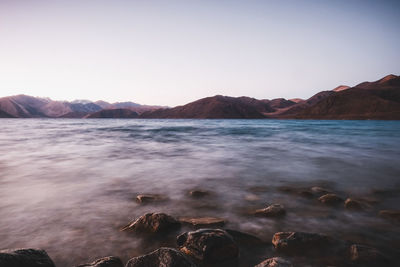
0, 119, 400, 266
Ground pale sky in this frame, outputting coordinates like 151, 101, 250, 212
0, 0, 399, 106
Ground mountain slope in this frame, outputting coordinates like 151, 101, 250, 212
86, 109, 139, 118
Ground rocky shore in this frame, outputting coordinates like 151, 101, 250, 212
1, 186, 399, 267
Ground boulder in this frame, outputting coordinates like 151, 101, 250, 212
378, 210, 400, 222
255, 204, 286, 217
254, 257, 293, 267
177, 229, 239, 264
76, 256, 123, 267
126, 247, 196, 267
120, 213, 180, 233
179, 217, 226, 227
318, 194, 343, 205
0, 248, 56, 267
136, 194, 164, 204
272, 232, 331, 253
344, 198, 363, 210
349, 244, 388, 266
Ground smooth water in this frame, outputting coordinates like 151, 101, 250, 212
0, 119, 400, 266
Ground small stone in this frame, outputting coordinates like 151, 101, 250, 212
255, 204, 286, 217
76, 256, 123, 267
136, 194, 164, 204
318, 194, 343, 205
350, 244, 388, 265
272, 232, 331, 253
344, 198, 363, 210
177, 228, 239, 264
0, 248, 56, 267
255, 257, 293, 267
245, 194, 261, 201
179, 217, 226, 227
310, 186, 330, 194
189, 190, 210, 198
120, 213, 180, 233
378, 210, 400, 222
126, 247, 196, 267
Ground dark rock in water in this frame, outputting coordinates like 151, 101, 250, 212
179, 217, 226, 227
318, 194, 343, 205
126, 247, 196, 267
349, 244, 388, 266
177, 229, 239, 264
378, 210, 400, 222
310, 186, 330, 195
120, 213, 180, 233
136, 194, 164, 204
76, 256, 123, 267
254, 257, 293, 267
225, 229, 265, 246
344, 198, 363, 210
255, 204, 286, 217
189, 190, 210, 198
272, 232, 332, 253
0, 248, 56, 267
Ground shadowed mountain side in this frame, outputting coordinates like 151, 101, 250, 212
355, 74, 399, 90
85, 109, 139, 118
0, 109, 15, 118
140, 95, 268, 119
262, 98, 296, 109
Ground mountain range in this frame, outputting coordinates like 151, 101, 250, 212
1, 74, 399, 119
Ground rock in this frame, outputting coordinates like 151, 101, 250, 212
177, 229, 239, 264
76, 256, 123, 267
189, 190, 210, 198
318, 194, 343, 205
126, 247, 196, 267
255, 204, 286, 217
344, 198, 363, 210
254, 257, 293, 267
245, 194, 261, 201
225, 229, 265, 246
0, 248, 56, 267
120, 213, 180, 233
378, 210, 400, 222
349, 244, 388, 266
179, 217, 226, 227
310, 186, 330, 194
136, 194, 164, 204
272, 232, 331, 253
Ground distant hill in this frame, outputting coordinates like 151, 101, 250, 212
1, 74, 399, 119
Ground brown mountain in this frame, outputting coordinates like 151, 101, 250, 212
140, 95, 270, 119
86, 109, 139, 118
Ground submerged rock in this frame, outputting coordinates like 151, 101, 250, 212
177, 228, 239, 264
189, 190, 210, 198
318, 194, 343, 205
344, 198, 363, 210
76, 256, 123, 267
272, 232, 332, 253
126, 247, 196, 267
136, 194, 165, 204
0, 248, 56, 267
121, 213, 180, 233
378, 210, 400, 222
310, 186, 330, 195
349, 244, 388, 266
255, 204, 286, 217
254, 257, 293, 267
179, 217, 226, 227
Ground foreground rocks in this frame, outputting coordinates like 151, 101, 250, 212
272, 232, 332, 253
77, 256, 123, 267
136, 194, 165, 204
189, 190, 210, 198
177, 229, 239, 264
378, 210, 400, 222
255, 204, 286, 217
179, 217, 226, 227
126, 248, 196, 267
0, 249, 56, 267
318, 194, 343, 205
121, 213, 180, 233
344, 198, 363, 210
254, 257, 293, 267
349, 244, 388, 266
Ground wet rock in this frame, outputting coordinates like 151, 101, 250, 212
245, 194, 261, 201
254, 257, 293, 267
136, 194, 164, 204
0, 248, 56, 267
318, 194, 343, 205
255, 204, 286, 217
344, 198, 363, 210
189, 190, 210, 198
121, 213, 180, 233
177, 229, 239, 264
378, 210, 400, 222
349, 244, 388, 266
310, 186, 330, 195
225, 229, 265, 246
126, 247, 196, 267
179, 217, 226, 227
77, 256, 123, 267
272, 232, 332, 253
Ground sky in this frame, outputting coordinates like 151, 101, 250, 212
0, 0, 399, 106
